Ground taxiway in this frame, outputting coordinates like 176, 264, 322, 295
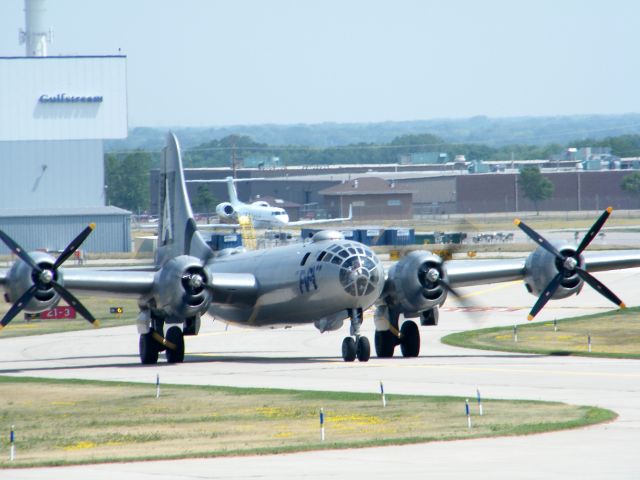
1, 268, 639, 478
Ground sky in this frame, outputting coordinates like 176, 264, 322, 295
1, 0, 639, 127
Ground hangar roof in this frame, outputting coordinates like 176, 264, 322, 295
0, 206, 130, 218
319, 177, 414, 196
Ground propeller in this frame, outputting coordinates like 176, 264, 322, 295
515, 207, 625, 320
0, 224, 99, 329
417, 257, 481, 316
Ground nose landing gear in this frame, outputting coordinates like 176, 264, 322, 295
341, 308, 370, 362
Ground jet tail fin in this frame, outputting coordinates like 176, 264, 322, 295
155, 132, 212, 267
226, 176, 240, 205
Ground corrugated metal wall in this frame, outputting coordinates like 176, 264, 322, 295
0, 211, 131, 254
0, 139, 104, 209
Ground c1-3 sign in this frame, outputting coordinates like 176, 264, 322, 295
25, 306, 77, 320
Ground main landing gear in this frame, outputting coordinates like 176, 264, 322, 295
373, 305, 421, 358
341, 308, 370, 362
138, 317, 186, 365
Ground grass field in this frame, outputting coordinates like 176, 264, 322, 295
0, 376, 615, 468
442, 307, 640, 359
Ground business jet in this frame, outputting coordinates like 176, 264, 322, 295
188, 176, 352, 228
0, 133, 638, 365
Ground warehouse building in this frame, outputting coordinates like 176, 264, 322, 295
0, 1, 130, 254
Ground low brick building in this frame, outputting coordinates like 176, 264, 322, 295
319, 177, 413, 220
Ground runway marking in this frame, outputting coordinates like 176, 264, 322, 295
457, 280, 523, 299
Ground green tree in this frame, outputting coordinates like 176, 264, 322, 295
518, 166, 554, 214
621, 172, 640, 206
104, 151, 152, 212
192, 184, 217, 213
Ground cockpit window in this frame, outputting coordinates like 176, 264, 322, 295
300, 252, 311, 266
321, 242, 381, 297
317, 251, 327, 262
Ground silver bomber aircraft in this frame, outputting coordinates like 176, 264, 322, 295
1, 133, 640, 364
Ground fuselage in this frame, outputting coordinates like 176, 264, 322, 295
234, 202, 290, 228
205, 235, 385, 328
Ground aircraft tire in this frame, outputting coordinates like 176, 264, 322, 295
400, 320, 420, 358
165, 326, 185, 364
139, 332, 159, 365
342, 337, 356, 362
356, 336, 371, 362
374, 330, 396, 358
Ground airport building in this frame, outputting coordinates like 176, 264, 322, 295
0, 1, 130, 254
151, 166, 640, 219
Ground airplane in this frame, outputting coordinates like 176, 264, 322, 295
1, 132, 639, 365
187, 176, 353, 228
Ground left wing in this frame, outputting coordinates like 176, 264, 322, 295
377, 208, 640, 331
287, 204, 353, 226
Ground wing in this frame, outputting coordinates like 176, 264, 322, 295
444, 250, 640, 287
445, 258, 526, 287
287, 204, 353, 226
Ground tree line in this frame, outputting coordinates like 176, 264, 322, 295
182, 133, 640, 168
103, 133, 640, 213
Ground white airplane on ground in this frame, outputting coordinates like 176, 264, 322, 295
188, 176, 352, 228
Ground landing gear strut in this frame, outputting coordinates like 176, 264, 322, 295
374, 305, 400, 358
138, 314, 186, 364
341, 308, 370, 362
373, 305, 421, 358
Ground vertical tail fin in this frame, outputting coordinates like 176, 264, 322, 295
226, 176, 240, 205
155, 132, 212, 267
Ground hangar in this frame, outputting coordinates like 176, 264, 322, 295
0, 1, 130, 254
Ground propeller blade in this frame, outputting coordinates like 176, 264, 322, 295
51, 282, 99, 327
0, 230, 42, 273
437, 278, 461, 298
576, 267, 626, 309
514, 219, 564, 260
576, 207, 612, 255
528, 272, 563, 321
54, 223, 95, 269
0, 285, 38, 329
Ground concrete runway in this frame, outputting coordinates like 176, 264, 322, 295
2, 268, 640, 478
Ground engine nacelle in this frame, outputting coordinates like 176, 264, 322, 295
152, 255, 212, 322
3, 251, 61, 313
251, 201, 269, 208
383, 250, 448, 315
216, 202, 235, 218
524, 243, 584, 299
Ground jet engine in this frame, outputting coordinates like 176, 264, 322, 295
152, 255, 212, 321
216, 202, 235, 218
251, 201, 269, 208
523, 243, 583, 300
3, 251, 61, 313
383, 250, 449, 316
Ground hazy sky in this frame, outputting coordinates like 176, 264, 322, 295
1, 0, 638, 127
